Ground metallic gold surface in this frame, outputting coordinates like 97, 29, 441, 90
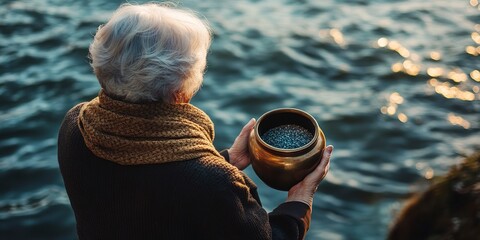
248, 108, 326, 191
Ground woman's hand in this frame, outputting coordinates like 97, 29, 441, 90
228, 118, 256, 170
286, 145, 333, 208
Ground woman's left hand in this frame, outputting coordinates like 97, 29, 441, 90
228, 118, 256, 170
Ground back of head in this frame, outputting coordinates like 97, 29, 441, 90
89, 3, 211, 103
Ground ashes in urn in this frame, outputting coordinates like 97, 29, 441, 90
248, 108, 326, 191
261, 124, 314, 149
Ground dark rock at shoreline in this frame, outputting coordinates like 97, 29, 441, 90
388, 152, 480, 240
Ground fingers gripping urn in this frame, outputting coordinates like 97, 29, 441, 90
248, 108, 326, 191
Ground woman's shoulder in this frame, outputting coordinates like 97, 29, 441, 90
59, 103, 86, 135
60, 102, 86, 125
58, 103, 88, 137
66, 102, 86, 118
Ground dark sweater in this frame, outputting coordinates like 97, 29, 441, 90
58, 104, 311, 240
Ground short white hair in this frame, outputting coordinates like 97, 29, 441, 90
89, 3, 211, 103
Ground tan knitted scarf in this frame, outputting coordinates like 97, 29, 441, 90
77, 90, 222, 165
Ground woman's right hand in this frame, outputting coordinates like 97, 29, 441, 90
286, 145, 333, 208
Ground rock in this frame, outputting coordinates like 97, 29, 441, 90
388, 152, 480, 240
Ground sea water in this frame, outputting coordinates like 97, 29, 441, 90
0, 0, 479, 239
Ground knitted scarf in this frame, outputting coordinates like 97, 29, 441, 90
77, 90, 222, 165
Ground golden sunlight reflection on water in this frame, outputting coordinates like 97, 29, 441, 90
472, 32, 480, 44
376, 8, 480, 129
414, 162, 435, 180
427, 67, 444, 78
470, 70, 480, 82
428, 79, 476, 101
448, 113, 471, 129
323, 28, 346, 48
424, 168, 434, 180
447, 69, 468, 83
465, 45, 480, 56
380, 92, 408, 123
471, 0, 479, 7
397, 113, 408, 123
429, 51, 442, 61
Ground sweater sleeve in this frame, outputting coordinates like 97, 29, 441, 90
210, 170, 311, 240
269, 201, 311, 240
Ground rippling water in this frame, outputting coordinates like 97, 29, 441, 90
1, 0, 479, 239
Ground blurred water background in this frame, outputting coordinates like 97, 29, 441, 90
1, 0, 479, 239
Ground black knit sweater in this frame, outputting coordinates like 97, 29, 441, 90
58, 104, 311, 240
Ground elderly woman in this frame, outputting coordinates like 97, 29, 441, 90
58, 3, 333, 240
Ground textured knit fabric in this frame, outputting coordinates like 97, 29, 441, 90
78, 90, 222, 165
58, 101, 312, 240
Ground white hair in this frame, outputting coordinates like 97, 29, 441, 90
89, 3, 211, 103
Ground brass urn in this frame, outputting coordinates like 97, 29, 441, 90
248, 108, 326, 191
